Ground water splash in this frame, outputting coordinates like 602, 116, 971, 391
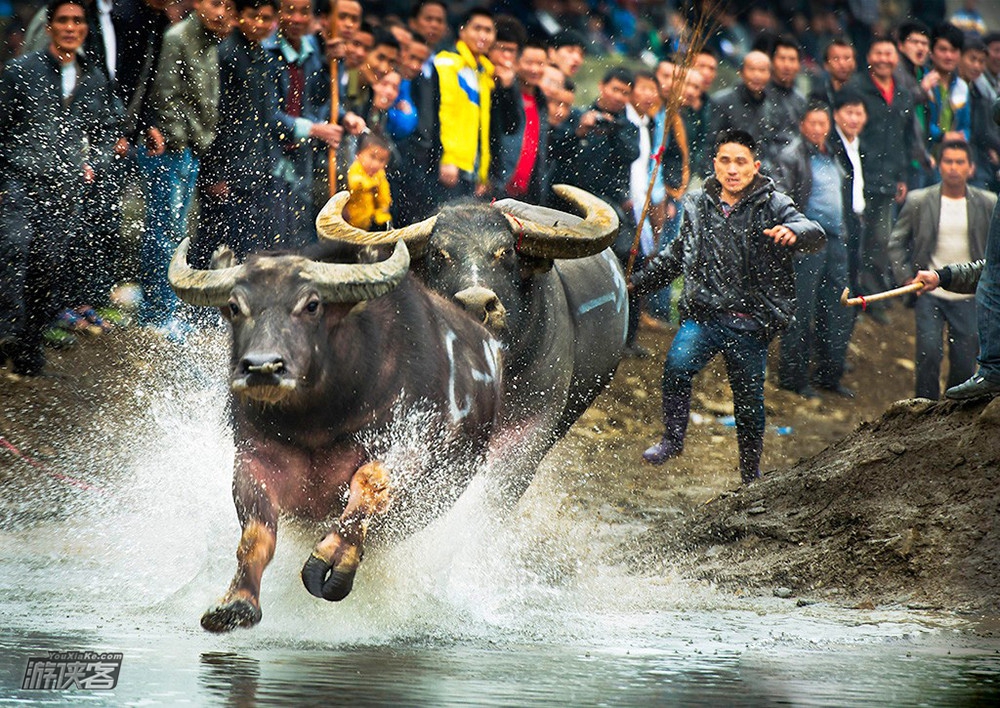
0, 332, 972, 658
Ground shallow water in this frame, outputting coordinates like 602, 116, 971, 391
2, 336, 999, 706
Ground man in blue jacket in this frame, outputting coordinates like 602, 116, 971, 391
630, 130, 825, 484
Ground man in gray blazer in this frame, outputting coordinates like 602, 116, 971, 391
888, 139, 998, 399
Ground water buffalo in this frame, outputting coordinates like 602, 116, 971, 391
168, 224, 502, 632
315, 185, 627, 502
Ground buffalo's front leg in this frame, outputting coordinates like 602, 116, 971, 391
301, 461, 391, 601
202, 471, 277, 632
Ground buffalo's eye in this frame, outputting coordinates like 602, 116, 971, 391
305, 299, 320, 314
228, 301, 241, 317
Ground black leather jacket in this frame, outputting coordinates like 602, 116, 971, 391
631, 174, 825, 337
937, 260, 984, 294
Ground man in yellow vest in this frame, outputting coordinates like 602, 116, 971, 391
430, 8, 495, 202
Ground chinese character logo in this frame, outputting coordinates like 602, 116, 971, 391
22, 652, 122, 690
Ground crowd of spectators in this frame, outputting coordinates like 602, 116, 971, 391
2, 0, 1000, 478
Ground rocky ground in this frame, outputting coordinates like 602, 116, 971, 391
3, 304, 998, 614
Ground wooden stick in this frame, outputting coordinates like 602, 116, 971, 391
839, 282, 924, 308
328, 0, 340, 197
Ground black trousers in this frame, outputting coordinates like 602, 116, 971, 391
0, 178, 81, 372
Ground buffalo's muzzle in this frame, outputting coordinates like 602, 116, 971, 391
232, 353, 296, 403
239, 353, 286, 378
454, 286, 507, 331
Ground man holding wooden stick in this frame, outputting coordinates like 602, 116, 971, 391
888, 139, 997, 399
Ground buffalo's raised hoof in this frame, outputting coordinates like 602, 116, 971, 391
301, 553, 356, 601
200, 599, 262, 633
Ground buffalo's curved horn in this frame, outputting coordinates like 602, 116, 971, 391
494, 184, 619, 260
315, 191, 437, 255
301, 240, 411, 303
169, 237, 245, 307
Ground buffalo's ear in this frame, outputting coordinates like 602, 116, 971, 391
210, 245, 238, 270
518, 254, 553, 278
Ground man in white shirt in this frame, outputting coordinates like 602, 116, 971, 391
829, 90, 867, 294
620, 69, 659, 357
888, 140, 998, 398
625, 70, 659, 258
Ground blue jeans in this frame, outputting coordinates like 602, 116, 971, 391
661, 318, 769, 473
779, 233, 854, 390
977, 199, 1000, 382
137, 148, 199, 326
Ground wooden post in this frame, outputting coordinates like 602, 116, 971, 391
328, 0, 340, 197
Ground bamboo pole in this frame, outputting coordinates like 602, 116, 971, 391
328, 0, 340, 197
624, 9, 717, 280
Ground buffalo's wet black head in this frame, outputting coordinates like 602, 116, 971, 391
222, 243, 382, 405
226, 258, 329, 404
416, 206, 550, 338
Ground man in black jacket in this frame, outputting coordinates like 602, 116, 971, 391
570, 66, 639, 236
630, 130, 824, 484
0, 0, 118, 375
490, 38, 550, 203
766, 34, 808, 161
193, 0, 284, 267
709, 51, 782, 172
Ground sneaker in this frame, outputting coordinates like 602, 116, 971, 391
944, 373, 1000, 400
56, 309, 101, 336
43, 327, 77, 349
95, 306, 130, 327
76, 305, 115, 332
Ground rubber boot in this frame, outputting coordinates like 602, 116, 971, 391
738, 435, 764, 484
642, 393, 691, 464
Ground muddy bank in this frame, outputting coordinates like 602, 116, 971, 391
635, 397, 1000, 614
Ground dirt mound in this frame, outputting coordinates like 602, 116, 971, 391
636, 397, 1000, 613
